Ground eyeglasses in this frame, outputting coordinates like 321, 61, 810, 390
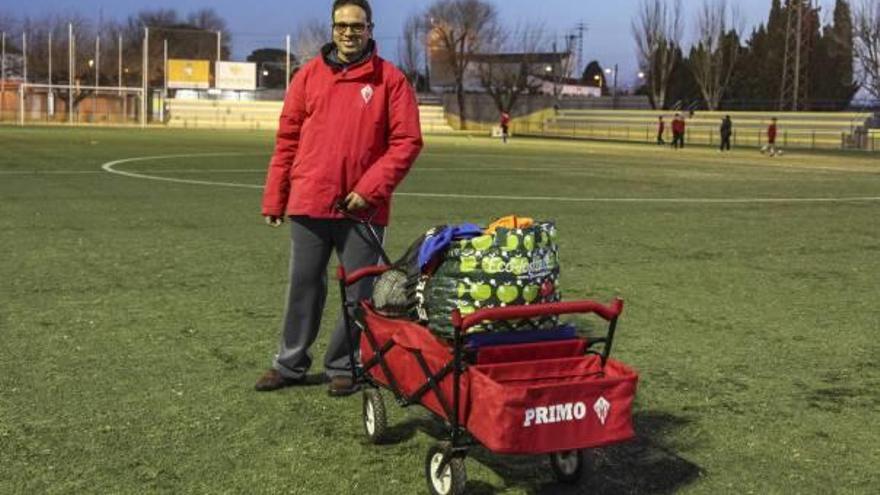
332, 22, 371, 35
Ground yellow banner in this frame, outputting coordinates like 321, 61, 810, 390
167, 59, 211, 89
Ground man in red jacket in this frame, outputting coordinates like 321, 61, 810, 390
671, 113, 686, 149
256, 0, 423, 395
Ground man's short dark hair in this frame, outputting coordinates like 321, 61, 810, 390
332, 0, 372, 23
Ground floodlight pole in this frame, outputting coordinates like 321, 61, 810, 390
94, 36, 100, 120
48, 31, 52, 85
1, 32, 6, 122
424, 22, 432, 92
22, 33, 27, 84
117, 33, 122, 92
20, 32, 26, 126
142, 26, 148, 127
162, 38, 167, 123
19, 76, 24, 126
285, 34, 291, 90
95, 36, 100, 87
163, 38, 168, 93
68, 23, 74, 124
612, 64, 618, 109
119, 33, 125, 120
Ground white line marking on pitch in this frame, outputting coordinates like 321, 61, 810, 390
100, 152, 880, 204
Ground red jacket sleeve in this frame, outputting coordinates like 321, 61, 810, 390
262, 69, 308, 216
353, 74, 423, 206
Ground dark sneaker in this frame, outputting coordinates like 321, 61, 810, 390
327, 375, 360, 397
254, 369, 305, 392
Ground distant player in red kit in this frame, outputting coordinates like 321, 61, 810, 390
500, 111, 511, 144
762, 117, 779, 156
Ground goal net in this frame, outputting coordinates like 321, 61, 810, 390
3, 82, 146, 126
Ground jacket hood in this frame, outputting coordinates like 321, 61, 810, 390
320, 39, 377, 72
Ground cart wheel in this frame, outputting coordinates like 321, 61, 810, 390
425, 443, 466, 495
550, 449, 587, 484
362, 388, 387, 444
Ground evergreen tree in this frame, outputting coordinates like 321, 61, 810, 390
727, 0, 786, 109
666, 47, 700, 109
728, 26, 769, 109
813, 0, 858, 109
763, 0, 789, 106
581, 60, 608, 95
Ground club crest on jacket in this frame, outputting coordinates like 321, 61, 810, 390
361, 85, 374, 104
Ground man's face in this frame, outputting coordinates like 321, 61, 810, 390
332, 5, 372, 62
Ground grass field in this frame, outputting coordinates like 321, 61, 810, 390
2, 126, 879, 494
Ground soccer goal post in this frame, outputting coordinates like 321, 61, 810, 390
14, 83, 146, 127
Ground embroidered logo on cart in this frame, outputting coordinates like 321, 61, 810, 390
361, 85, 374, 104
523, 402, 587, 427
593, 396, 611, 426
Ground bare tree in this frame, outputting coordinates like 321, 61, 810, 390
427, 0, 500, 129
854, 0, 880, 99
0, 11, 17, 33
632, 0, 684, 109
187, 7, 232, 58
689, 0, 743, 110
293, 19, 329, 66
10, 14, 98, 85
549, 34, 577, 101
399, 13, 425, 86
476, 22, 547, 113
187, 8, 227, 32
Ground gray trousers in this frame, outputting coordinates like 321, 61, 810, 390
273, 216, 385, 379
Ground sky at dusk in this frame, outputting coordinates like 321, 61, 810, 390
1, 0, 841, 86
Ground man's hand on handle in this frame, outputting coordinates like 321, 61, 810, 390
343, 192, 369, 212
265, 215, 283, 228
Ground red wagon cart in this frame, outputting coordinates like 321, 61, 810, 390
337, 262, 639, 495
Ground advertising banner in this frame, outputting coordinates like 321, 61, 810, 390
215, 61, 257, 90
168, 59, 211, 89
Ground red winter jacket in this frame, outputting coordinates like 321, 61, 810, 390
671, 118, 685, 134
262, 43, 423, 226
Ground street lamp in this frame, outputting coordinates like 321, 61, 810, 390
257, 63, 272, 89
593, 74, 602, 94
605, 64, 618, 109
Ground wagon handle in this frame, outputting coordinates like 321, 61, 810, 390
334, 201, 391, 265
451, 298, 624, 332
336, 264, 390, 287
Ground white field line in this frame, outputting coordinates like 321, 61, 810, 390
97, 152, 880, 204
102, 153, 264, 189
7, 166, 640, 175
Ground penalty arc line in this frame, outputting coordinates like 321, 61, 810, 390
100, 152, 880, 204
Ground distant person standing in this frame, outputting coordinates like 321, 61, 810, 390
500, 111, 511, 144
671, 113, 686, 149
719, 115, 732, 152
656, 116, 666, 145
763, 117, 779, 156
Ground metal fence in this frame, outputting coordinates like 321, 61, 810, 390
513, 120, 880, 152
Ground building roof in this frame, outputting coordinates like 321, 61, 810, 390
468, 52, 571, 64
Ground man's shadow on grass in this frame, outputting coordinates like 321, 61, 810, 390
378, 410, 702, 494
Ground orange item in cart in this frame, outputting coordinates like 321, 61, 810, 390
485, 215, 534, 234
